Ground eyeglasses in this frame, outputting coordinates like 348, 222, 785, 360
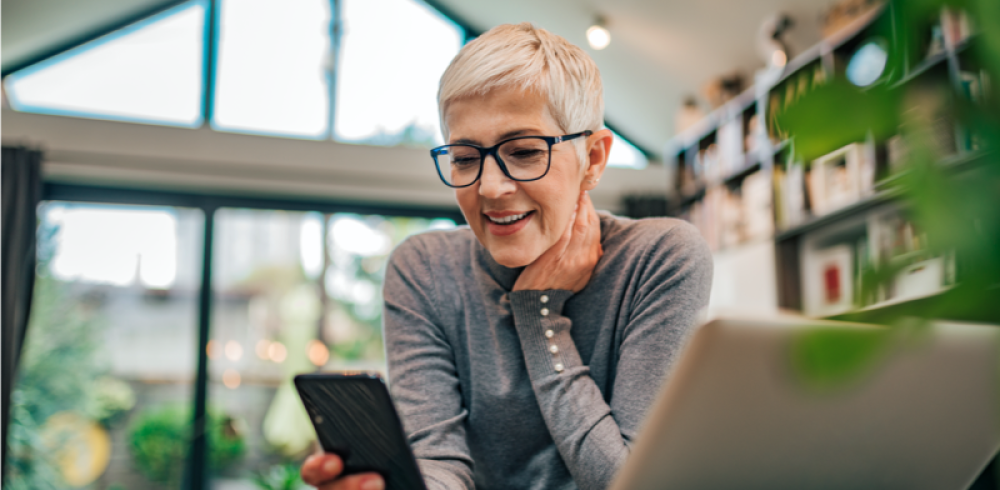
430, 131, 593, 188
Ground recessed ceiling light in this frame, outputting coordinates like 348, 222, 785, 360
587, 17, 610, 50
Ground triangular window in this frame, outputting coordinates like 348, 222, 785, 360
333, 0, 463, 146
212, 0, 332, 138
608, 129, 650, 169
4, 1, 205, 127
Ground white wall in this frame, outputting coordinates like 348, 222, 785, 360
2, 110, 669, 213
707, 239, 779, 316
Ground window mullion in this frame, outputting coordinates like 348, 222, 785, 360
327, 0, 341, 140
202, 0, 220, 127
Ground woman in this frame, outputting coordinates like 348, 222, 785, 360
302, 23, 712, 490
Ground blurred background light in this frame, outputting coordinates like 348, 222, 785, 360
586, 21, 610, 50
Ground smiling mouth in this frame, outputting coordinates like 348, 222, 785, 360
486, 211, 533, 224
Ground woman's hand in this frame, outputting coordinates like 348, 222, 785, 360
301, 453, 385, 490
513, 191, 603, 293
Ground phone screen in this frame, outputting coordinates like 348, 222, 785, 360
294, 373, 427, 490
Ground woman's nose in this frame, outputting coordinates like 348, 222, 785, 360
478, 155, 517, 198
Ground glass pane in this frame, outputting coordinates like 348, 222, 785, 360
4, 2, 205, 127
6, 202, 204, 490
213, 0, 331, 138
607, 129, 650, 169
334, 0, 463, 147
209, 208, 455, 488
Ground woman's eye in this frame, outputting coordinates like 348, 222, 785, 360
511, 149, 544, 158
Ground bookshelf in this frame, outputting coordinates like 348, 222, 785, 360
665, 2, 991, 322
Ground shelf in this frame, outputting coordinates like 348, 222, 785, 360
826, 284, 1000, 325
722, 159, 762, 186
953, 36, 976, 57
891, 50, 950, 89
678, 186, 706, 208
942, 149, 989, 169
773, 150, 988, 240
666, 87, 760, 154
775, 189, 899, 241
875, 150, 988, 188
771, 139, 792, 154
821, 3, 888, 55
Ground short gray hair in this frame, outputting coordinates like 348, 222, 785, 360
438, 23, 604, 166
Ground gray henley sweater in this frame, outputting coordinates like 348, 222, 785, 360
383, 213, 713, 490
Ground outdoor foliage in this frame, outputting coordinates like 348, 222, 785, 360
252, 462, 308, 490
128, 404, 247, 487
4, 225, 111, 490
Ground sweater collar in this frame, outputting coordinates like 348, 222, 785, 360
476, 240, 524, 291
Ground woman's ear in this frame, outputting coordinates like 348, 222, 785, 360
581, 129, 613, 191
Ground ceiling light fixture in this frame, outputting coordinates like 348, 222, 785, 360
587, 16, 610, 50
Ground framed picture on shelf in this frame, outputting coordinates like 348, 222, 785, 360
809, 143, 864, 216
803, 244, 854, 317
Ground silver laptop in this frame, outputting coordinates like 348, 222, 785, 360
610, 315, 1000, 490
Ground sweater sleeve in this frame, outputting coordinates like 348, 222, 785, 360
382, 236, 475, 490
507, 221, 713, 490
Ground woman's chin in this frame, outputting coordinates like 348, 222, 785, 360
489, 248, 540, 269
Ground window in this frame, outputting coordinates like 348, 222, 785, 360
4, 1, 205, 127
8, 202, 204, 489
212, 0, 332, 138
607, 129, 650, 169
207, 208, 455, 487
333, 0, 464, 146
6, 192, 460, 489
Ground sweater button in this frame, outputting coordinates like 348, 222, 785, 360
554, 363, 564, 373
549, 344, 559, 354
540, 295, 549, 304
540, 308, 549, 316
545, 330, 554, 338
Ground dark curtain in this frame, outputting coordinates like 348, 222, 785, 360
1, 146, 42, 479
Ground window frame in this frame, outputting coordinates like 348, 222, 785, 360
40, 182, 464, 490
2, 0, 656, 160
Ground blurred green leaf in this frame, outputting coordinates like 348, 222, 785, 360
777, 80, 902, 163
789, 327, 891, 391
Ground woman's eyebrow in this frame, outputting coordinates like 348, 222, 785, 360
451, 129, 542, 146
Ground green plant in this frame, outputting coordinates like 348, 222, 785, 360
778, 0, 999, 323
776, 0, 999, 386
4, 221, 109, 490
252, 462, 307, 490
128, 405, 247, 487
89, 375, 136, 428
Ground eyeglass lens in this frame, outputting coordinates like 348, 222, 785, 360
436, 138, 550, 186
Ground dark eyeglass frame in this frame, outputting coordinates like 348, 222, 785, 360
430, 130, 593, 188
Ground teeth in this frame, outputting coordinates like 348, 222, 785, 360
488, 212, 528, 224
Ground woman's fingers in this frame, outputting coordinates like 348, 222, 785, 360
318, 473, 385, 490
302, 453, 343, 486
573, 191, 589, 233
572, 192, 601, 255
511, 190, 602, 292
301, 453, 384, 490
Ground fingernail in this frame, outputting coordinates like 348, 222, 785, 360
362, 476, 385, 490
323, 459, 340, 474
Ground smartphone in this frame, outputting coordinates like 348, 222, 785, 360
294, 372, 427, 490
